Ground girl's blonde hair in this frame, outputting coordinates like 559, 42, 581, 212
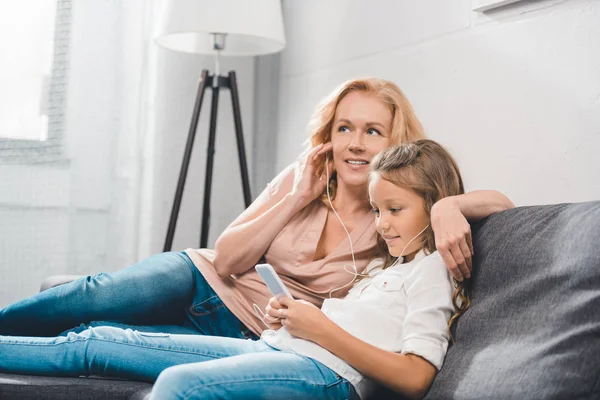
369, 139, 470, 340
305, 77, 426, 202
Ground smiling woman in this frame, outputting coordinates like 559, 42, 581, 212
0, 76, 513, 399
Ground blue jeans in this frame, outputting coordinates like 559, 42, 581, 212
0, 252, 256, 339
0, 326, 356, 399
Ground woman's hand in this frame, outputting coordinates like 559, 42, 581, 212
431, 196, 473, 281
290, 143, 334, 211
272, 297, 331, 343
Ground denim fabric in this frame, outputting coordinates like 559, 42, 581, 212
0, 326, 357, 400
0, 252, 256, 340
150, 350, 358, 400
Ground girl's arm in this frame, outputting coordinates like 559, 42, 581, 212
431, 190, 515, 281
213, 144, 332, 277
314, 320, 436, 399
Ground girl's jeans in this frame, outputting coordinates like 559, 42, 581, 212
0, 251, 256, 339
0, 326, 357, 399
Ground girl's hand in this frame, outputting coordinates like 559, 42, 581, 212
290, 143, 334, 211
276, 297, 331, 342
264, 296, 283, 327
431, 197, 473, 281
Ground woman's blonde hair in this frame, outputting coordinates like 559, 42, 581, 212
369, 139, 470, 341
305, 77, 425, 202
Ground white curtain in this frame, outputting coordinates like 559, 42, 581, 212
0, 0, 160, 307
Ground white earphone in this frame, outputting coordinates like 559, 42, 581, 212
324, 155, 367, 297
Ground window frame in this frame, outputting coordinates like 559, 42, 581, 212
0, 0, 72, 164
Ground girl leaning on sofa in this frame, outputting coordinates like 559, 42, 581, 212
147, 139, 470, 399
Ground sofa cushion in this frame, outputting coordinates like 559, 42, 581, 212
0, 373, 152, 400
425, 201, 600, 400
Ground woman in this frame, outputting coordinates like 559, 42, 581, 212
0, 78, 511, 350
0, 140, 486, 400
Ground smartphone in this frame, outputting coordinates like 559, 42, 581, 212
255, 263, 294, 299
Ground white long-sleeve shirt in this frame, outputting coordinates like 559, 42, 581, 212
261, 250, 454, 399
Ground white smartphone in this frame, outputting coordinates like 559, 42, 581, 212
255, 263, 294, 299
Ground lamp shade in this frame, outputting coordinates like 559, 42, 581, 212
155, 0, 286, 56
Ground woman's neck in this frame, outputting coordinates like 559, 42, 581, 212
331, 182, 371, 216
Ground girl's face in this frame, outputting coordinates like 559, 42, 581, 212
330, 92, 393, 189
369, 174, 430, 261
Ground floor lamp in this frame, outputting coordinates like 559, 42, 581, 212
155, 0, 286, 250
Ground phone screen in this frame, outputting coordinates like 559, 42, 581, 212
257, 270, 286, 297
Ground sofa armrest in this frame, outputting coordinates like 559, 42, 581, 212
39, 275, 83, 292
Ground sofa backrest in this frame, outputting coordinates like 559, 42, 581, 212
425, 201, 600, 400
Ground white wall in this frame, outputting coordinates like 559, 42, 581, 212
276, 0, 600, 206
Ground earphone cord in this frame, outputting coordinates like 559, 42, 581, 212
325, 156, 370, 298
253, 303, 275, 330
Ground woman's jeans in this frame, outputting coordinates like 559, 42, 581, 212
0, 252, 358, 399
0, 251, 256, 339
0, 327, 357, 399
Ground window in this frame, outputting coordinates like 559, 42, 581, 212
0, 0, 72, 163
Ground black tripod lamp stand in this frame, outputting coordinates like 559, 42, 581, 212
155, 0, 286, 250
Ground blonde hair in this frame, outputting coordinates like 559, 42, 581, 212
305, 77, 426, 203
369, 139, 470, 341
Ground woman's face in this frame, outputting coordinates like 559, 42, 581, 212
369, 174, 429, 261
330, 91, 393, 189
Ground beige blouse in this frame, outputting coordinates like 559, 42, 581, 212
185, 172, 379, 336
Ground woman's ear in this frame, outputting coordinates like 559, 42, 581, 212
325, 154, 335, 177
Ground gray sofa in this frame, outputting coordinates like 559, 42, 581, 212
1, 201, 599, 399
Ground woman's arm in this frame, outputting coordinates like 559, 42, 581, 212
433, 190, 515, 222
213, 143, 333, 277
213, 191, 300, 277
431, 190, 514, 280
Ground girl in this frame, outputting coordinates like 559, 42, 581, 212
146, 140, 475, 399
